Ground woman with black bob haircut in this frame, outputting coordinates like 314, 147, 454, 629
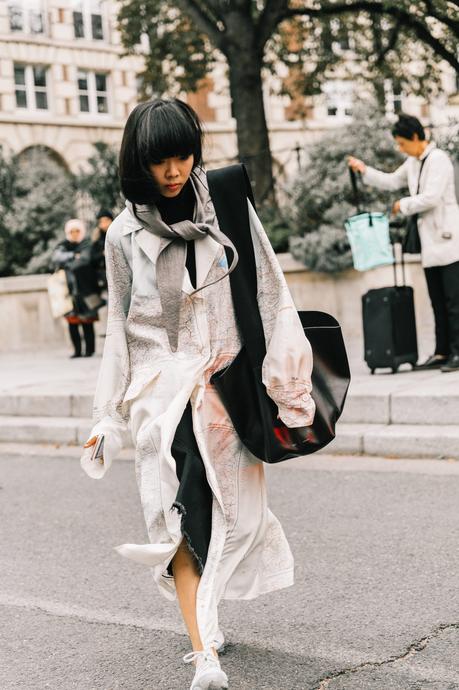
349, 112, 459, 372
81, 98, 315, 689
119, 98, 203, 204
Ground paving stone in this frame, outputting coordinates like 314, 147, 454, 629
0, 395, 17, 415
363, 424, 459, 460
0, 416, 81, 444
391, 392, 459, 425
16, 394, 72, 417
340, 393, 390, 424
71, 394, 93, 418
324, 424, 366, 455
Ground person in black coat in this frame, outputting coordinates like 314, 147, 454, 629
91, 208, 114, 293
52, 219, 99, 358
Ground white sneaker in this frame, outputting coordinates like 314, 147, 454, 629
184, 650, 229, 690
213, 629, 226, 654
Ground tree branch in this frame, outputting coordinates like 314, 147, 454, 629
423, 0, 459, 35
375, 17, 402, 65
279, 2, 459, 72
257, 0, 289, 50
174, 0, 225, 50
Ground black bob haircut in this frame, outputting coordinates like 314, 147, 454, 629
119, 98, 203, 204
392, 113, 426, 141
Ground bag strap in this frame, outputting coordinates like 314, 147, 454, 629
349, 168, 362, 213
207, 164, 266, 368
416, 154, 429, 194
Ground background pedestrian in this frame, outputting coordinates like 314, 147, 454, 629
349, 113, 459, 373
91, 208, 114, 294
52, 219, 99, 358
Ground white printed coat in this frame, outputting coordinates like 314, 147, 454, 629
81, 189, 315, 647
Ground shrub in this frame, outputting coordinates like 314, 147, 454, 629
0, 147, 76, 276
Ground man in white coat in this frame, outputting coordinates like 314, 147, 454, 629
349, 113, 459, 373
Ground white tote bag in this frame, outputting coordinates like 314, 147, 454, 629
47, 270, 73, 318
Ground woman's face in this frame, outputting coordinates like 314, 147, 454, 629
149, 154, 194, 198
68, 227, 82, 243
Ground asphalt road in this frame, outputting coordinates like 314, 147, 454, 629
1, 452, 458, 690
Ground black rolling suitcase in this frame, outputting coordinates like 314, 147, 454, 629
362, 249, 418, 374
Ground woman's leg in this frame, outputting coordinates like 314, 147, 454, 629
171, 540, 205, 652
82, 322, 95, 356
68, 323, 81, 357
170, 403, 214, 654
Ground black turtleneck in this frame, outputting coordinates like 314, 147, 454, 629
156, 180, 197, 288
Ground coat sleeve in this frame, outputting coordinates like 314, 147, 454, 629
52, 244, 74, 268
362, 161, 409, 191
399, 152, 452, 216
67, 240, 92, 271
248, 201, 315, 428
81, 228, 132, 479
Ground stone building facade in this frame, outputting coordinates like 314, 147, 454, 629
0, 0, 144, 172
0, 1, 458, 179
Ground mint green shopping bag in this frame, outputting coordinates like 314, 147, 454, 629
344, 211, 393, 272
345, 167, 394, 272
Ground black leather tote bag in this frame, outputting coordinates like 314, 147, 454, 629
207, 165, 351, 463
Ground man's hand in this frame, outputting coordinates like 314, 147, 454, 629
392, 200, 401, 215
347, 156, 366, 174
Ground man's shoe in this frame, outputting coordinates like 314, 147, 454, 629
441, 355, 459, 373
184, 650, 229, 690
415, 354, 447, 370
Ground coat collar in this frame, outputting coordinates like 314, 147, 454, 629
419, 141, 436, 161
122, 202, 221, 294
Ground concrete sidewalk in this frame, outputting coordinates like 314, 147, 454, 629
1, 349, 459, 459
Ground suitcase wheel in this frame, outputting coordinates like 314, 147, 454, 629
370, 369, 375, 375
391, 367, 397, 374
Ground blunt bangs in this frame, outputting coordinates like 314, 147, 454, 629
119, 98, 203, 204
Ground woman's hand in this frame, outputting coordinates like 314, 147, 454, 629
392, 200, 401, 215
348, 156, 367, 174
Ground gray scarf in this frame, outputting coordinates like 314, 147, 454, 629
127, 170, 238, 352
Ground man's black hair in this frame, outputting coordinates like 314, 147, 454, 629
97, 208, 114, 220
392, 113, 426, 141
119, 98, 203, 204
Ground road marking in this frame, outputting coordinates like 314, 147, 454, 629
0, 591, 183, 635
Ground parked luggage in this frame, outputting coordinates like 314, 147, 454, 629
362, 248, 418, 374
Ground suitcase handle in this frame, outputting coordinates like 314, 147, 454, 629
392, 243, 406, 287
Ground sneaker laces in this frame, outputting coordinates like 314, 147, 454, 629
183, 650, 217, 666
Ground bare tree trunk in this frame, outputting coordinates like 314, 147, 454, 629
225, 43, 276, 205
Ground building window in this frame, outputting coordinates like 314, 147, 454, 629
72, 1, 104, 40
323, 80, 354, 119
385, 82, 404, 115
77, 70, 109, 114
14, 64, 49, 110
8, 1, 45, 34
